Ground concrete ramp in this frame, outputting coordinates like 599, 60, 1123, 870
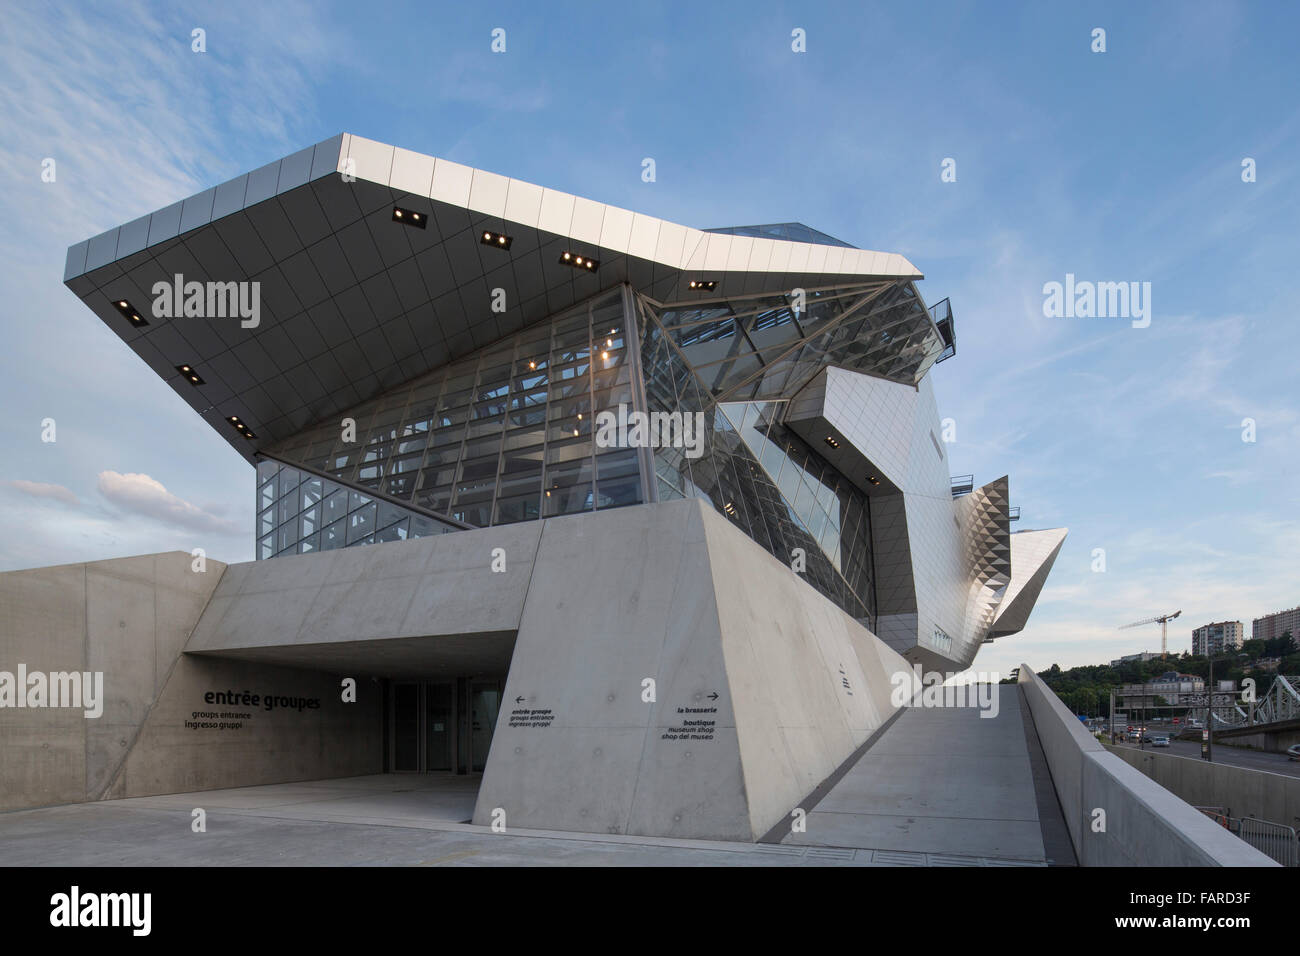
779, 685, 1071, 864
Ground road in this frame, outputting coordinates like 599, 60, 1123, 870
1108, 736, 1300, 777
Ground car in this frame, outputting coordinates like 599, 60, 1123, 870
1287, 744, 1300, 761
1127, 731, 1141, 741
1151, 736, 1170, 747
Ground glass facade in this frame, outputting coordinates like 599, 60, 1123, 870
259, 279, 950, 630
636, 292, 878, 623
633, 282, 942, 404
263, 288, 643, 532
703, 222, 857, 249
255, 458, 460, 559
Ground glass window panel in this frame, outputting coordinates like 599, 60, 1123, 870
391, 452, 425, 474
508, 407, 547, 429
396, 435, 428, 455
596, 477, 642, 509
544, 482, 592, 516
299, 533, 319, 554
376, 500, 407, 531
596, 449, 641, 480
347, 502, 377, 543
466, 415, 505, 439
462, 436, 502, 460
376, 519, 410, 543
276, 492, 298, 526
418, 486, 453, 514
300, 506, 320, 538
258, 473, 278, 511
458, 457, 500, 483
348, 490, 373, 511
495, 492, 542, 525
452, 503, 492, 527
503, 426, 545, 450
511, 386, 548, 409
385, 473, 417, 499
276, 523, 295, 553
545, 438, 592, 466
553, 326, 589, 349
545, 456, 595, 489
322, 487, 348, 525
409, 515, 441, 538
418, 464, 458, 490
258, 508, 275, 537
424, 444, 464, 466
434, 407, 467, 429
258, 535, 274, 560
548, 419, 589, 442
300, 477, 323, 510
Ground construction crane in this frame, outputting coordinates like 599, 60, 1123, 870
1118, 610, 1183, 659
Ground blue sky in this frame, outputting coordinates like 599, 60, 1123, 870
1, 0, 1296, 677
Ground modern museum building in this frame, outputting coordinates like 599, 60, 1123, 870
0, 135, 1065, 842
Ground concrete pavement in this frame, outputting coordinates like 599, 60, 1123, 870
0, 773, 1043, 867
779, 685, 1071, 864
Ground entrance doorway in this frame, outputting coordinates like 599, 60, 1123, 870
388, 678, 502, 773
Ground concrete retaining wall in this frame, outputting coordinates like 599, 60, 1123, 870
1105, 743, 1300, 828
1018, 665, 1275, 866
0, 552, 381, 811
473, 499, 914, 841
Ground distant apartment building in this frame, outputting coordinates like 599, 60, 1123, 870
1191, 621, 1243, 657
1252, 606, 1300, 644
1119, 671, 1205, 707
1109, 651, 1161, 667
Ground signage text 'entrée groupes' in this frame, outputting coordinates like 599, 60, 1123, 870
204, 689, 321, 712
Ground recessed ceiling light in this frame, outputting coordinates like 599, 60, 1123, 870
559, 251, 599, 271
688, 279, 717, 292
867, 475, 881, 486
480, 230, 513, 250
112, 298, 148, 327
824, 436, 840, 450
392, 206, 427, 229
175, 364, 205, 386
226, 415, 256, 440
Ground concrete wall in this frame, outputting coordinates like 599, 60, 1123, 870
473, 498, 914, 841
1213, 725, 1300, 753
1105, 743, 1300, 828
1018, 665, 1275, 866
187, 520, 543, 657
0, 553, 223, 811
0, 552, 381, 812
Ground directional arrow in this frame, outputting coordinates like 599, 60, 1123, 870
708, 692, 719, 701
515, 696, 525, 704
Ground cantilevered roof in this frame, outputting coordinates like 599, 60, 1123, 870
64, 133, 926, 465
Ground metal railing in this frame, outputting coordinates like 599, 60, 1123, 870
1196, 807, 1298, 866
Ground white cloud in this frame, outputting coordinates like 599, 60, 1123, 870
97, 471, 240, 536
4, 480, 79, 505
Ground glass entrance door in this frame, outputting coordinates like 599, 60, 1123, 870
467, 681, 501, 773
424, 682, 453, 771
390, 681, 456, 772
